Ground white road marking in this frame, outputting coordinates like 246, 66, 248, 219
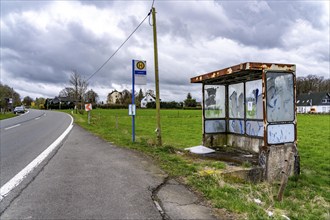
0, 114, 74, 201
35, 117, 41, 120
4, 124, 21, 130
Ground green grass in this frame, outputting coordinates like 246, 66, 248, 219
66, 109, 330, 219
0, 112, 17, 120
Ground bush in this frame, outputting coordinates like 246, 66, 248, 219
97, 104, 127, 109
146, 101, 183, 109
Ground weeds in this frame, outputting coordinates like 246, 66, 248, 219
66, 109, 329, 219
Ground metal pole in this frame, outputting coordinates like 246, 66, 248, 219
152, 7, 162, 146
11, 87, 14, 113
132, 60, 135, 142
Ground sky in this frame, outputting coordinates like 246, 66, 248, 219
1, 0, 329, 102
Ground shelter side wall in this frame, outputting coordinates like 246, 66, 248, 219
203, 134, 262, 153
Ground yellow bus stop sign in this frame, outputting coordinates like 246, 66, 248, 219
136, 61, 145, 70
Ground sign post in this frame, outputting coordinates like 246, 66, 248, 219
85, 103, 92, 124
132, 60, 147, 142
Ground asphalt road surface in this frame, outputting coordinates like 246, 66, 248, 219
0, 110, 218, 219
1, 125, 167, 219
0, 109, 72, 188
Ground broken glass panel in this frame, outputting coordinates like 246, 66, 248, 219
229, 119, 244, 134
246, 120, 263, 137
266, 72, 294, 122
204, 85, 225, 118
268, 124, 295, 144
229, 83, 244, 118
246, 80, 262, 119
205, 120, 226, 133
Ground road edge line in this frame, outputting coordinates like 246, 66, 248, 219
0, 114, 74, 201
4, 124, 21, 130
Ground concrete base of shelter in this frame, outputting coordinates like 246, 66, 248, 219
203, 134, 263, 154
202, 134, 299, 182
221, 166, 264, 183
263, 143, 299, 182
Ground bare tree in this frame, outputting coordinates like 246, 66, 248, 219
69, 70, 88, 111
59, 87, 75, 98
78, 78, 88, 109
296, 75, 329, 95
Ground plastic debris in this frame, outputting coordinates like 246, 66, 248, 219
184, 146, 215, 154
254, 198, 262, 205
267, 211, 273, 217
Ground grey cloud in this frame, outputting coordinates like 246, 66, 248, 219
78, 0, 115, 8
1, 12, 120, 86
0, 1, 51, 16
215, 1, 326, 48
1, 1, 328, 102
157, 1, 327, 49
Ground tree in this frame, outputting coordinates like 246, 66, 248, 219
320, 79, 330, 92
0, 83, 21, 111
136, 89, 144, 107
70, 70, 80, 105
69, 70, 88, 110
184, 92, 197, 107
146, 89, 155, 97
296, 75, 329, 95
121, 89, 132, 105
59, 87, 75, 98
85, 89, 99, 105
35, 97, 46, 109
78, 79, 88, 107
23, 96, 34, 106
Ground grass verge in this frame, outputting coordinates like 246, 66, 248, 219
65, 109, 329, 219
0, 112, 17, 120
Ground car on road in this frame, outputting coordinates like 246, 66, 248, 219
14, 106, 25, 114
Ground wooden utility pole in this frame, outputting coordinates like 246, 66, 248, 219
152, 7, 162, 146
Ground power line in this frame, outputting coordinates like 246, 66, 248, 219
87, 12, 151, 82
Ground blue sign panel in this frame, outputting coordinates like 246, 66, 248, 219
133, 60, 147, 85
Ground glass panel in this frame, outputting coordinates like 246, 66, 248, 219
246, 120, 263, 137
246, 80, 263, 119
267, 124, 295, 144
229, 120, 244, 134
229, 83, 244, 118
205, 120, 226, 133
204, 85, 225, 118
266, 72, 294, 122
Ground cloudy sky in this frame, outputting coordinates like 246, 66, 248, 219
1, 0, 329, 102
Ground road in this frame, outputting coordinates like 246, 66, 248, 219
0, 110, 218, 219
0, 109, 72, 189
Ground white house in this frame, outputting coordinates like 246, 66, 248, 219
297, 92, 330, 113
107, 90, 122, 104
141, 93, 156, 108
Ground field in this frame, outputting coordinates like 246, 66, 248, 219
68, 109, 329, 219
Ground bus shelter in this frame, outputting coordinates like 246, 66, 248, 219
191, 62, 299, 181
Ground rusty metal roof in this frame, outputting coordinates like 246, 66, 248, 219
191, 62, 296, 83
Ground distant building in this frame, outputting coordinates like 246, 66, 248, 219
297, 92, 330, 113
107, 90, 122, 104
141, 93, 156, 108
47, 96, 75, 109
